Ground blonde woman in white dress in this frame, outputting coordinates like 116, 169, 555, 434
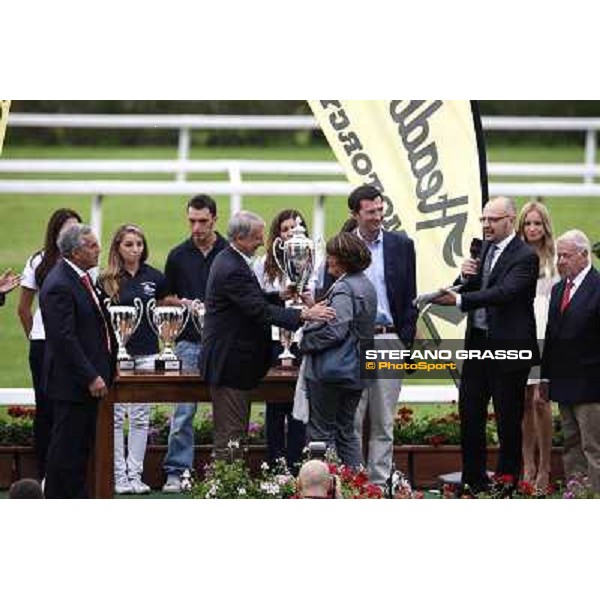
517, 201, 559, 493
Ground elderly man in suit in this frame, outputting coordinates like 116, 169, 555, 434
200, 211, 335, 461
40, 224, 117, 498
322, 185, 418, 487
433, 196, 539, 494
541, 229, 600, 491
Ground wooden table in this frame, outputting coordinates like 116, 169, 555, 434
93, 368, 298, 499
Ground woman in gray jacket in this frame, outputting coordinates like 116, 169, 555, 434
300, 233, 376, 467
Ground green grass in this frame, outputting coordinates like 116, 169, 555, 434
1, 142, 599, 387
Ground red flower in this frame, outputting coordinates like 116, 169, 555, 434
517, 481, 535, 496
494, 473, 514, 485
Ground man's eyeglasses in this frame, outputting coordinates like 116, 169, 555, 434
479, 214, 510, 224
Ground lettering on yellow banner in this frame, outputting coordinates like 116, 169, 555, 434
0, 100, 11, 155
317, 100, 402, 231
389, 100, 468, 268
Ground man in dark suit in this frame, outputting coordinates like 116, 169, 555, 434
40, 224, 117, 498
323, 185, 417, 487
433, 196, 539, 494
200, 211, 334, 461
541, 229, 600, 491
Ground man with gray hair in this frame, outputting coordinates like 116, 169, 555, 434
541, 229, 600, 491
200, 211, 335, 461
40, 224, 117, 498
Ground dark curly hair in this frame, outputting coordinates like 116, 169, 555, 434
34, 208, 82, 288
325, 233, 371, 274
264, 209, 309, 286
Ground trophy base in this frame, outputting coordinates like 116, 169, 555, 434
118, 358, 135, 371
277, 358, 295, 370
155, 358, 181, 372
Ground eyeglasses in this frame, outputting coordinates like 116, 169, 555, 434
479, 214, 510, 224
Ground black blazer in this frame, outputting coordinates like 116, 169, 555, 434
542, 267, 600, 404
459, 236, 540, 368
199, 245, 302, 390
40, 260, 117, 403
323, 230, 418, 348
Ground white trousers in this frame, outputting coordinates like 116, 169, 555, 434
113, 355, 155, 483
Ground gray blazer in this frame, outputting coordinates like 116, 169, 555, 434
300, 272, 377, 384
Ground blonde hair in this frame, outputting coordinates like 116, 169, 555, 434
98, 224, 148, 301
517, 200, 556, 278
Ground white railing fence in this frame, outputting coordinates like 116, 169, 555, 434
2, 113, 600, 405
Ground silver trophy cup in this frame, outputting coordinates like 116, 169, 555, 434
189, 299, 206, 337
146, 299, 190, 371
105, 298, 143, 371
277, 326, 295, 370
272, 216, 315, 309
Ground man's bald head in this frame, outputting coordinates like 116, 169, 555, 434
298, 460, 332, 498
481, 196, 517, 243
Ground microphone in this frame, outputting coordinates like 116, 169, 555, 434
469, 237, 483, 261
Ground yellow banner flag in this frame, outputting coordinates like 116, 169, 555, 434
0, 100, 11, 155
308, 100, 488, 343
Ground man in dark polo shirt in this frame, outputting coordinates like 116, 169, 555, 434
161, 194, 228, 492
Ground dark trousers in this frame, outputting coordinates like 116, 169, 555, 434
266, 401, 306, 474
306, 380, 363, 468
45, 398, 98, 499
29, 340, 53, 480
210, 386, 250, 462
459, 357, 528, 489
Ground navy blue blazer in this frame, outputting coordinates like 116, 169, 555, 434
459, 236, 540, 370
323, 230, 417, 348
40, 260, 117, 403
200, 245, 303, 390
542, 267, 600, 404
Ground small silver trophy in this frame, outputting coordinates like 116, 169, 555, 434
189, 299, 206, 337
272, 216, 315, 309
105, 298, 143, 371
277, 327, 295, 370
146, 299, 190, 371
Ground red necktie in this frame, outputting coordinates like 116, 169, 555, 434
81, 274, 112, 353
560, 279, 574, 314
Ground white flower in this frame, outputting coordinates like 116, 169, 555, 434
227, 439, 240, 449
261, 462, 270, 472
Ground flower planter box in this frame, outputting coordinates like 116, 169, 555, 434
393, 445, 565, 488
143, 445, 268, 489
0, 448, 16, 489
0, 444, 565, 492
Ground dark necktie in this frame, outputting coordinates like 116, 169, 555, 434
473, 244, 498, 331
481, 244, 498, 290
81, 273, 112, 353
560, 279, 574, 314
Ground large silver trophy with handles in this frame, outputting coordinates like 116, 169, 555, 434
105, 298, 144, 371
272, 216, 315, 309
146, 299, 190, 371
272, 217, 315, 369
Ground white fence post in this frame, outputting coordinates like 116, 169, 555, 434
585, 129, 597, 184
313, 194, 326, 248
229, 162, 242, 216
90, 194, 103, 240
177, 128, 191, 182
